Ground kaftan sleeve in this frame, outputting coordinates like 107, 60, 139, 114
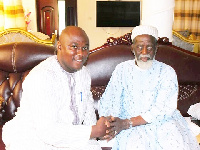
141, 65, 179, 123
99, 65, 124, 117
22, 71, 92, 149
81, 68, 97, 126
82, 90, 97, 125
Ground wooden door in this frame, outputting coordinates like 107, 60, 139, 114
36, 0, 58, 38
65, 0, 77, 26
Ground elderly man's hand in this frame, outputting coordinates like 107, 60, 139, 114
103, 116, 130, 141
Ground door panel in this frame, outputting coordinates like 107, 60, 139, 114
36, 0, 58, 38
65, 0, 77, 26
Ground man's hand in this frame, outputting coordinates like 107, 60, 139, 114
90, 117, 109, 139
103, 116, 129, 141
102, 115, 147, 141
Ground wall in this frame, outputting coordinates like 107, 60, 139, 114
21, 0, 174, 49
78, 0, 136, 49
141, 0, 175, 42
78, 0, 174, 49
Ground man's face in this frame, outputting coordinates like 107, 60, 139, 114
57, 33, 89, 73
131, 34, 157, 69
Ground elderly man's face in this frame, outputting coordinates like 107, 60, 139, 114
57, 30, 89, 73
131, 34, 157, 69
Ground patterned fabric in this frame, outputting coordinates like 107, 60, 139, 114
173, 0, 200, 39
131, 25, 158, 40
2, 56, 101, 150
172, 34, 194, 52
99, 60, 200, 150
68, 73, 80, 125
0, 32, 34, 44
0, 0, 26, 30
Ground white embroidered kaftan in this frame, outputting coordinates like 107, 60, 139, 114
99, 60, 200, 150
3, 56, 101, 150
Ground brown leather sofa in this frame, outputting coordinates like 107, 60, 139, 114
0, 33, 200, 149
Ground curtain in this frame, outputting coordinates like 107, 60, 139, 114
0, 0, 26, 31
173, 0, 200, 40
0, 0, 4, 30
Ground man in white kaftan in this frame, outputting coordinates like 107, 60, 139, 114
3, 26, 107, 150
99, 25, 200, 150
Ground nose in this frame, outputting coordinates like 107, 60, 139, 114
77, 49, 83, 56
142, 46, 147, 55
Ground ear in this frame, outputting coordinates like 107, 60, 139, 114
57, 41, 61, 51
131, 44, 134, 53
154, 45, 158, 53
131, 44, 133, 49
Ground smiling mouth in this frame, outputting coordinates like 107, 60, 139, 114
74, 55, 84, 62
75, 59, 82, 62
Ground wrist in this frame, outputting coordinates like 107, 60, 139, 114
129, 119, 133, 128
123, 119, 132, 130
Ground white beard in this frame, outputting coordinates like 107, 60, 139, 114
136, 59, 153, 70
135, 54, 153, 70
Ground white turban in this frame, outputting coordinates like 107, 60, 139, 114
131, 25, 158, 40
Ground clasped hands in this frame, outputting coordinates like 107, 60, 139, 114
100, 116, 129, 141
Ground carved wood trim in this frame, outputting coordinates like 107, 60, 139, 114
90, 33, 132, 54
0, 28, 56, 46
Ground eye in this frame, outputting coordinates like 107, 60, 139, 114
82, 46, 89, 51
71, 45, 78, 50
136, 45, 143, 51
147, 46, 153, 51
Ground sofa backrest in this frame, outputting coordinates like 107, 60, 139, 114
0, 42, 55, 124
156, 44, 200, 116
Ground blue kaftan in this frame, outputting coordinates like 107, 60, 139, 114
99, 60, 199, 150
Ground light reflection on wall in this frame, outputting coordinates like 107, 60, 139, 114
58, 1, 65, 35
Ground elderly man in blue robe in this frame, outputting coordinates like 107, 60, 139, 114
99, 25, 200, 150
